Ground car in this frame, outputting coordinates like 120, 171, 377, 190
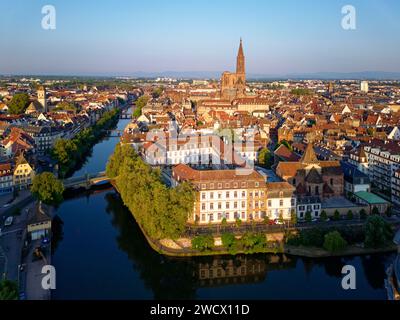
274, 219, 285, 225
268, 220, 276, 226
4, 216, 13, 227
312, 218, 319, 223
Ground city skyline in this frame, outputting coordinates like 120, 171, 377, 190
1, 0, 400, 76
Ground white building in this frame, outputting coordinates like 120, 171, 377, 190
361, 81, 369, 93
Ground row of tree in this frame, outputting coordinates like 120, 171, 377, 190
106, 144, 195, 239
52, 108, 120, 177
286, 215, 394, 252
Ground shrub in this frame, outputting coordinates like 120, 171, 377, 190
323, 231, 348, 253
359, 209, 367, 220
347, 210, 354, 220
364, 215, 393, 248
221, 233, 235, 249
320, 210, 328, 222
333, 210, 341, 221
191, 235, 214, 252
305, 211, 312, 223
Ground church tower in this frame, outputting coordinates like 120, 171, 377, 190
235, 38, 246, 97
38, 86, 47, 112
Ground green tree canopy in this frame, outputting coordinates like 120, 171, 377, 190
323, 231, 347, 253
320, 210, 328, 221
0, 280, 18, 300
108, 144, 195, 239
364, 215, 393, 248
191, 235, 214, 252
258, 148, 273, 169
133, 95, 149, 118
31, 172, 64, 206
8, 93, 30, 114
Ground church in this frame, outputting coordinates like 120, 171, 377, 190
220, 39, 247, 101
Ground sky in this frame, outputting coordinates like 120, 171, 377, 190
1, 0, 400, 76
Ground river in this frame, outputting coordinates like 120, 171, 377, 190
51, 113, 395, 300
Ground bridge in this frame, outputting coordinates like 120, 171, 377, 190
63, 171, 110, 189
104, 129, 123, 137
120, 112, 132, 119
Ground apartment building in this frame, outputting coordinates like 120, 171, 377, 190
172, 164, 267, 224
171, 164, 296, 225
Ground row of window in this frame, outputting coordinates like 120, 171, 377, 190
201, 191, 247, 200
201, 181, 260, 190
298, 204, 321, 211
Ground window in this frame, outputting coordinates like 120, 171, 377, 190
210, 192, 214, 199
201, 184, 206, 189
226, 192, 230, 198
201, 214, 206, 221
255, 182, 259, 187
202, 203, 206, 211
242, 202, 246, 208
226, 202, 230, 209
234, 202, 238, 209
218, 203, 222, 209
315, 186, 319, 195
280, 200, 283, 207
291, 198, 295, 206
234, 191, 238, 198
201, 192, 206, 200
330, 178, 334, 186
242, 191, 246, 197
210, 203, 214, 210
218, 183, 222, 189
268, 200, 272, 207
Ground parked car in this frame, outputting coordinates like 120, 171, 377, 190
268, 220, 276, 226
274, 219, 285, 225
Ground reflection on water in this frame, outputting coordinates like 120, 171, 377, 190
52, 190, 394, 300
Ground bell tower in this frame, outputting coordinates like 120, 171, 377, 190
38, 86, 47, 112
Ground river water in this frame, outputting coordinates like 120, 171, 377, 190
51, 114, 395, 300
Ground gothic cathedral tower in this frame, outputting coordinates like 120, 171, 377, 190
235, 38, 246, 97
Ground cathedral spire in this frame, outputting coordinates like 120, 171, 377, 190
236, 38, 245, 74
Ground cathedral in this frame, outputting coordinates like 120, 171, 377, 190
220, 39, 246, 101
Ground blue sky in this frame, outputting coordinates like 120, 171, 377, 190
1, 0, 400, 76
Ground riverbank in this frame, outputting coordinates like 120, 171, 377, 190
111, 183, 399, 259
52, 107, 122, 178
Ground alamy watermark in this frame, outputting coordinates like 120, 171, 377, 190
341, 265, 356, 290
341, 5, 356, 30
41, 5, 56, 30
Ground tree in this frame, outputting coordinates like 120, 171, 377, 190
333, 210, 341, 221
8, 93, 30, 114
347, 210, 354, 220
133, 96, 149, 118
372, 206, 380, 216
290, 210, 297, 225
278, 212, 284, 224
320, 210, 328, 222
359, 209, 367, 220
221, 233, 235, 249
109, 145, 195, 240
264, 215, 270, 225
258, 148, 273, 169
31, 172, 64, 206
323, 231, 347, 253
305, 211, 312, 223
221, 217, 227, 227
364, 215, 393, 248
385, 206, 393, 217
0, 280, 18, 300
191, 235, 214, 252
